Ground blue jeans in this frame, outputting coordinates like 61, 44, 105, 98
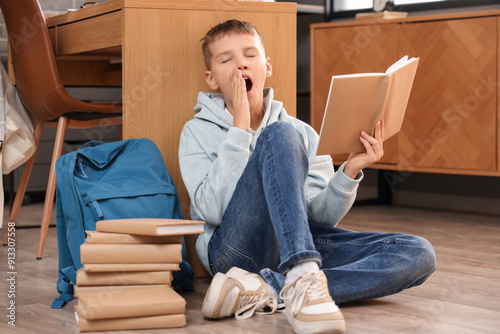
207, 122, 436, 304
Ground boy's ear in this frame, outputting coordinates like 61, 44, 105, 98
205, 70, 219, 90
266, 57, 272, 78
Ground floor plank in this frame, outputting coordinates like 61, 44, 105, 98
0, 204, 499, 333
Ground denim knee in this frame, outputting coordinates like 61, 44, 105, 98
260, 122, 304, 147
398, 235, 437, 285
413, 236, 437, 279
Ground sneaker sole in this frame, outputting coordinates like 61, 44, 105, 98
201, 268, 249, 319
286, 312, 346, 334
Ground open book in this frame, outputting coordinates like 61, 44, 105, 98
317, 56, 419, 155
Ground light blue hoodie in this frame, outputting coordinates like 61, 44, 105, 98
178, 88, 363, 274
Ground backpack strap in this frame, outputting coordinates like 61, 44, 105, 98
51, 266, 75, 309
52, 154, 82, 308
51, 293, 73, 309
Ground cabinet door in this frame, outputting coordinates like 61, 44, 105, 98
399, 17, 497, 171
311, 23, 398, 164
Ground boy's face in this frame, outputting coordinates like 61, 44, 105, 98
204, 32, 272, 114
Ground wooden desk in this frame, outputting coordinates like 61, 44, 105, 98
47, 0, 297, 211
46, 0, 296, 275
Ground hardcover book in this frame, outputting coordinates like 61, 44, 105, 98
75, 286, 186, 320
317, 55, 419, 155
96, 218, 205, 236
76, 269, 172, 286
82, 263, 180, 272
75, 312, 186, 332
80, 243, 182, 264
75, 311, 186, 332
74, 284, 171, 298
355, 11, 408, 20
85, 230, 183, 244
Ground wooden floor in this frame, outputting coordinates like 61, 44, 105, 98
0, 203, 499, 333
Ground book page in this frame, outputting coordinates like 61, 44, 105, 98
383, 57, 419, 140
386, 55, 409, 74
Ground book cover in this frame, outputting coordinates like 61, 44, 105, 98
76, 269, 172, 286
85, 230, 183, 244
82, 263, 180, 272
80, 243, 182, 264
75, 311, 186, 331
96, 218, 205, 236
317, 55, 419, 155
75, 286, 186, 320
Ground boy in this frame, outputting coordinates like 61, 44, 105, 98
179, 20, 436, 334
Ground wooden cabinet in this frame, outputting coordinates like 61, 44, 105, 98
398, 17, 496, 172
311, 10, 500, 176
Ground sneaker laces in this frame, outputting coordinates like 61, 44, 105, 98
280, 272, 329, 316
235, 287, 278, 320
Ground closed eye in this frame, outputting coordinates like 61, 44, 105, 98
221, 58, 231, 63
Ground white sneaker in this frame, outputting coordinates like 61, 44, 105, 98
202, 267, 278, 320
280, 271, 345, 333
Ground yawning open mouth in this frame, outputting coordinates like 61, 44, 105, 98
244, 77, 253, 92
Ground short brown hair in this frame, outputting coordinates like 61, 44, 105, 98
201, 19, 264, 69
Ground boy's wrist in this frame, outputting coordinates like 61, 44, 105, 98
233, 120, 250, 132
343, 163, 361, 179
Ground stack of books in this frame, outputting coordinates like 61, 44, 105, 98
73, 218, 205, 332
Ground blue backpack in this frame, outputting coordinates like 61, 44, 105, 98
51, 138, 193, 308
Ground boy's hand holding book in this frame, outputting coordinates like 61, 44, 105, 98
344, 120, 385, 179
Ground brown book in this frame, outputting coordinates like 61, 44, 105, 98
355, 11, 408, 21
96, 218, 205, 236
75, 286, 186, 320
75, 311, 186, 332
82, 263, 180, 272
80, 243, 182, 264
76, 269, 172, 286
74, 284, 171, 298
85, 230, 183, 244
317, 56, 419, 155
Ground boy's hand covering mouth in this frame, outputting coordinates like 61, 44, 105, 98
244, 77, 253, 92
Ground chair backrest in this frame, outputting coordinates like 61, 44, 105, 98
0, 0, 85, 120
